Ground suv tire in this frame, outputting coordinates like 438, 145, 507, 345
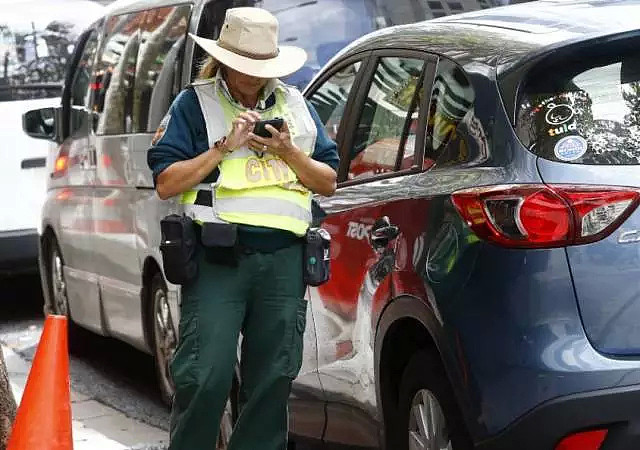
397, 350, 471, 450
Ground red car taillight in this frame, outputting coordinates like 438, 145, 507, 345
555, 429, 608, 450
451, 185, 640, 248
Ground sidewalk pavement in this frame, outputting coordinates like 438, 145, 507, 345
2, 343, 168, 450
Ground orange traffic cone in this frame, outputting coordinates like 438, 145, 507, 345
7, 315, 72, 450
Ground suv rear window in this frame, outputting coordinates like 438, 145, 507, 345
515, 40, 640, 165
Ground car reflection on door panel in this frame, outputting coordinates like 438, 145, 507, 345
309, 52, 432, 448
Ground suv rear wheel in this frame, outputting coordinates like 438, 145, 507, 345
398, 350, 471, 450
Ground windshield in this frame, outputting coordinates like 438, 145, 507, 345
0, 0, 104, 101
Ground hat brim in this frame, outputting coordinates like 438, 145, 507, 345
189, 33, 307, 79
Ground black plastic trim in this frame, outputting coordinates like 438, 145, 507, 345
476, 383, 640, 450
21, 158, 46, 169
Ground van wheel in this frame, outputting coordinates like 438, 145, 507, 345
150, 272, 177, 406
150, 274, 236, 446
49, 239, 84, 352
397, 350, 471, 450
217, 396, 235, 450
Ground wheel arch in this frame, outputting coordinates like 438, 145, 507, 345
374, 295, 470, 448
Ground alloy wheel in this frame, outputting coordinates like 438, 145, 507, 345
153, 286, 177, 401
216, 398, 234, 449
51, 247, 69, 316
152, 282, 234, 446
408, 389, 453, 450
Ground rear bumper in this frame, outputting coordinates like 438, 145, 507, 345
476, 383, 640, 450
0, 229, 39, 275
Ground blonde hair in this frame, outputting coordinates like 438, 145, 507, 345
198, 56, 221, 80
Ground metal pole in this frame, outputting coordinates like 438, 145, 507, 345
31, 21, 38, 60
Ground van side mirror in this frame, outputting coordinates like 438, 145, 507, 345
22, 107, 58, 141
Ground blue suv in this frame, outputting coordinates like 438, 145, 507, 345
299, 1, 640, 449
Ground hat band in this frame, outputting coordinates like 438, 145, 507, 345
217, 40, 280, 60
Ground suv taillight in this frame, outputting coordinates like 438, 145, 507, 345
451, 185, 640, 248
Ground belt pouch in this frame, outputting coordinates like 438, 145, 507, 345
303, 228, 331, 286
159, 214, 198, 285
200, 222, 239, 266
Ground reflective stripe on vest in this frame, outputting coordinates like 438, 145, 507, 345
186, 80, 317, 236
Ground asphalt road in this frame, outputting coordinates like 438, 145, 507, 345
0, 274, 170, 432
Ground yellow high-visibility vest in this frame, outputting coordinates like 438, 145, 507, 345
180, 76, 317, 236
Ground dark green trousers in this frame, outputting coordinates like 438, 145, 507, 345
169, 242, 307, 450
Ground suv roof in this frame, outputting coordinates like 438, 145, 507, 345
336, 0, 640, 72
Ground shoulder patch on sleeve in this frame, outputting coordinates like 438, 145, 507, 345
152, 113, 171, 145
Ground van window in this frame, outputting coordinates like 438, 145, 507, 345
348, 56, 425, 181
69, 30, 99, 135
70, 31, 99, 108
93, 12, 142, 135
516, 42, 640, 165
132, 5, 191, 133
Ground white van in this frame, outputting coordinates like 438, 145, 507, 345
0, 0, 103, 275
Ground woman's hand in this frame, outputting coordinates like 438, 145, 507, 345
248, 121, 296, 158
248, 121, 337, 197
227, 110, 261, 151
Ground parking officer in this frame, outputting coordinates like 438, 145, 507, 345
147, 7, 338, 450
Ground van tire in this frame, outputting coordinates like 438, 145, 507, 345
396, 350, 472, 450
149, 272, 177, 407
148, 273, 238, 446
48, 238, 85, 353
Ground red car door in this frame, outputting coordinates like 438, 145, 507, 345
308, 51, 435, 448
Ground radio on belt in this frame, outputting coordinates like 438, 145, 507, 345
303, 227, 331, 286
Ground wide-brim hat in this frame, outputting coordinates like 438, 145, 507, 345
189, 7, 307, 79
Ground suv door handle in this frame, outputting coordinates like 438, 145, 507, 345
370, 216, 399, 249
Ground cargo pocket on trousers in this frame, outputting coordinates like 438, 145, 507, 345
286, 299, 308, 379
169, 300, 200, 411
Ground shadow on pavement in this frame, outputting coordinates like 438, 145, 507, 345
0, 273, 44, 327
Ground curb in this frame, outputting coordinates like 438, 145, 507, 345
2, 342, 168, 450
